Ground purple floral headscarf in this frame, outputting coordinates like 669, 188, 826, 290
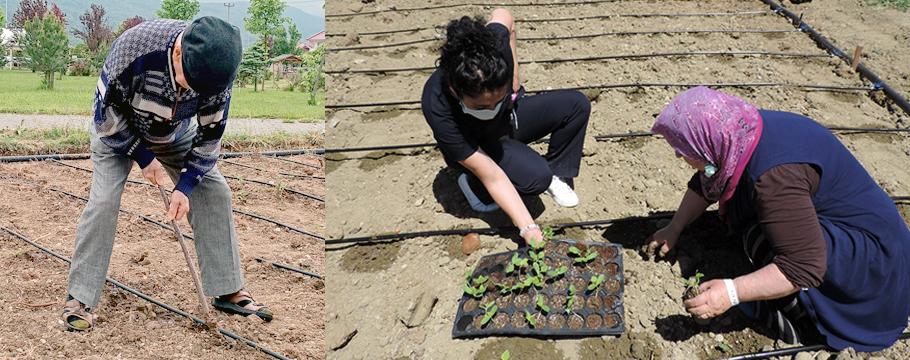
651, 86, 763, 206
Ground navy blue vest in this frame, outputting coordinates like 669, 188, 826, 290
727, 110, 910, 351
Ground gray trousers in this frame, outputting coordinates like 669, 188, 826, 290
68, 126, 244, 308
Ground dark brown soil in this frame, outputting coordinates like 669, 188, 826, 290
462, 298, 478, 313
683, 286, 701, 301
586, 294, 603, 309
568, 314, 584, 330
513, 293, 530, 308
511, 312, 526, 329
492, 312, 509, 329
547, 313, 566, 329
605, 313, 621, 328
586, 314, 604, 329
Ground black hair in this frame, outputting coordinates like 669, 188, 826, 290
438, 16, 511, 98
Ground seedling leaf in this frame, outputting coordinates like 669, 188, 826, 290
716, 341, 733, 353
481, 302, 498, 326
505, 262, 515, 274
587, 274, 606, 291
547, 265, 568, 278
568, 246, 582, 256
472, 275, 489, 286
536, 295, 550, 313
501, 350, 511, 360
524, 310, 537, 328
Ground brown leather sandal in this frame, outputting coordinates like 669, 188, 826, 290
212, 290, 273, 322
62, 298, 94, 332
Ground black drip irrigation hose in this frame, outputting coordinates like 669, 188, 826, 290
326, 0, 621, 17
222, 174, 325, 203
0, 225, 293, 360
0, 149, 325, 163
255, 257, 324, 279
328, 195, 910, 246
327, 82, 873, 109
322, 125, 910, 154
48, 160, 324, 240
271, 156, 323, 170
762, 0, 910, 116
724, 332, 910, 360
222, 159, 325, 180
326, 51, 832, 74
327, 29, 800, 52
516, 10, 771, 23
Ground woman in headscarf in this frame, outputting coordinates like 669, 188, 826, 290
421, 9, 591, 244
647, 86, 910, 351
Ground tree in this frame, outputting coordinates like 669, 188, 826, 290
118, 16, 145, 34
299, 46, 324, 104
272, 23, 302, 56
1, 8, 5, 27
245, 0, 287, 55
22, 14, 68, 89
14, 0, 64, 27
157, 0, 200, 20
236, 41, 269, 92
73, 4, 113, 53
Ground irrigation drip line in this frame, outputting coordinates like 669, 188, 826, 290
516, 10, 771, 23
327, 29, 800, 51
233, 208, 325, 240
724, 332, 910, 360
0, 149, 325, 163
222, 175, 325, 203
0, 225, 293, 360
222, 159, 325, 180
270, 156, 323, 170
323, 125, 909, 154
326, 213, 675, 245
326, 82, 873, 109
328, 194, 910, 246
326, 0, 621, 17
762, 0, 910, 116
255, 257, 324, 279
48, 159, 324, 239
326, 50, 832, 74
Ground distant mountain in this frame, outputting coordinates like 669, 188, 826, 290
2, 0, 324, 48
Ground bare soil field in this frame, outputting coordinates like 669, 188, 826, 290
0, 154, 325, 359
324, 1, 910, 359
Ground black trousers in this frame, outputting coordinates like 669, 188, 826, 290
452, 90, 590, 203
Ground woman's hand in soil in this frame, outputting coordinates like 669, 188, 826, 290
683, 279, 732, 319
142, 159, 170, 186
166, 190, 190, 222
646, 225, 681, 258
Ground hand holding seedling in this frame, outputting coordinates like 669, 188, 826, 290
683, 279, 733, 319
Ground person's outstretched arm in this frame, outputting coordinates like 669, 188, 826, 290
460, 151, 542, 244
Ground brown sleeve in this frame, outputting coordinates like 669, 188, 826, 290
754, 163, 827, 288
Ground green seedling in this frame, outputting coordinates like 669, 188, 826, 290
463, 274, 488, 298
546, 265, 568, 278
480, 302, 498, 326
536, 294, 550, 313
505, 253, 529, 274
715, 341, 733, 353
683, 272, 705, 288
542, 225, 555, 241
569, 246, 598, 264
565, 285, 578, 314
683, 271, 705, 300
587, 274, 606, 291
524, 310, 537, 328
501, 350, 511, 360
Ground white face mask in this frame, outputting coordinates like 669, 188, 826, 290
460, 98, 504, 121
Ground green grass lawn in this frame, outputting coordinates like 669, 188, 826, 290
872, 0, 910, 10
0, 69, 324, 121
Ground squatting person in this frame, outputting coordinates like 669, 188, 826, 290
647, 86, 910, 351
421, 9, 591, 244
62, 17, 273, 331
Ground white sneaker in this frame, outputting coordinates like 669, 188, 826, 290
457, 173, 500, 213
546, 175, 579, 207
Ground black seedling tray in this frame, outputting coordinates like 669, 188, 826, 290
452, 239, 625, 338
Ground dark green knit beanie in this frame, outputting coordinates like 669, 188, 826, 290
181, 16, 242, 95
